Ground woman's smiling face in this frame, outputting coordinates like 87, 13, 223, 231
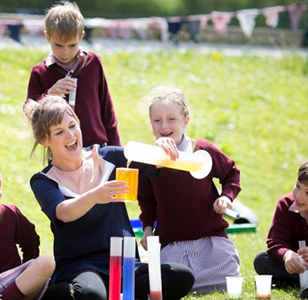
42, 111, 83, 170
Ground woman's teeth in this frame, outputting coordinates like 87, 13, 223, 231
66, 141, 77, 150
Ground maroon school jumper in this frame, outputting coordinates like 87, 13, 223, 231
0, 204, 39, 273
26, 51, 121, 147
138, 139, 241, 248
266, 193, 308, 263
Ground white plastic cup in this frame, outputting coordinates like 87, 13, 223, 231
226, 276, 243, 299
255, 275, 272, 299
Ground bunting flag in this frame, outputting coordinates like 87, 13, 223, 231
262, 6, 286, 28
0, 22, 6, 35
132, 18, 149, 40
199, 15, 209, 31
286, 3, 307, 29
211, 11, 235, 36
106, 19, 133, 41
118, 19, 133, 41
84, 18, 114, 41
22, 19, 45, 35
0, 19, 23, 42
148, 17, 168, 42
187, 14, 209, 31
186, 20, 201, 42
107, 22, 118, 40
167, 17, 185, 36
236, 9, 260, 38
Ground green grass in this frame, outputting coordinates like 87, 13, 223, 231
0, 46, 307, 299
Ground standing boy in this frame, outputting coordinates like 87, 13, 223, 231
26, 1, 121, 147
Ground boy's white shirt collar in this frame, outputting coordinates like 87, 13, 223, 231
177, 134, 193, 153
45, 47, 85, 72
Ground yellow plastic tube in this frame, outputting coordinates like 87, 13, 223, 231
124, 141, 212, 179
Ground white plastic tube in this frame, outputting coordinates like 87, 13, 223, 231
299, 240, 308, 290
123, 237, 135, 300
147, 236, 163, 300
109, 237, 123, 300
68, 78, 77, 107
124, 141, 212, 179
224, 208, 240, 219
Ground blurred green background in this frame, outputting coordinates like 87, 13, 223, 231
0, 44, 307, 298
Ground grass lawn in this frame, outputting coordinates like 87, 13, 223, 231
0, 45, 307, 299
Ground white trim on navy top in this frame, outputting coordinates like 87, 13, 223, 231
58, 159, 115, 198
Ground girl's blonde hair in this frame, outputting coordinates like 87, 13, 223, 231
147, 86, 190, 118
23, 95, 79, 163
45, 1, 84, 42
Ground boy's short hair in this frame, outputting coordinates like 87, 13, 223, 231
45, 1, 84, 42
298, 161, 308, 185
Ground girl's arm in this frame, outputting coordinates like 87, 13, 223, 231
206, 141, 241, 200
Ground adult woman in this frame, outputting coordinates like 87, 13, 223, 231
23, 95, 194, 300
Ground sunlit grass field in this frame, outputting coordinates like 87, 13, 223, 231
0, 45, 307, 299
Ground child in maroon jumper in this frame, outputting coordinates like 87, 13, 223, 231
0, 170, 55, 300
26, 1, 121, 148
254, 160, 308, 299
138, 86, 241, 294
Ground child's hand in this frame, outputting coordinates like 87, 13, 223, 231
140, 226, 153, 250
155, 137, 179, 161
48, 77, 77, 96
283, 250, 306, 274
213, 195, 232, 214
297, 247, 308, 264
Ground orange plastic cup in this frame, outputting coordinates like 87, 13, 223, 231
115, 168, 139, 201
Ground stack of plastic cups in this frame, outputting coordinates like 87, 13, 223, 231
123, 237, 136, 300
147, 236, 163, 300
109, 237, 123, 300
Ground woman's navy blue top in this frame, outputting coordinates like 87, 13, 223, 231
30, 145, 156, 283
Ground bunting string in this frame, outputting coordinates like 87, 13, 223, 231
0, 3, 307, 43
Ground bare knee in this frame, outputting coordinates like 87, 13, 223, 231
32, 255, 55, 278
